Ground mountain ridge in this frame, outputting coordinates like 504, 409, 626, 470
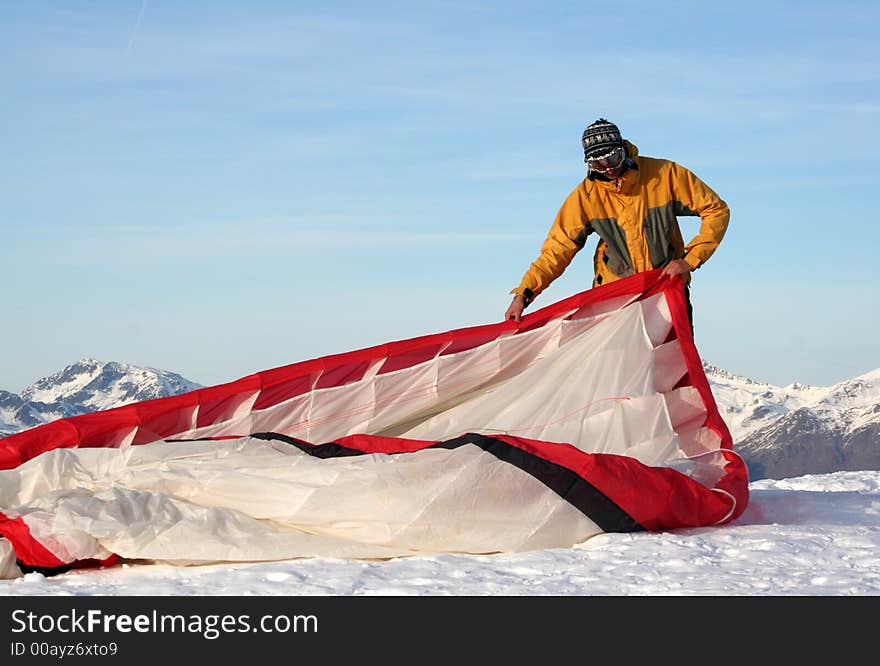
1, 359, 202, 438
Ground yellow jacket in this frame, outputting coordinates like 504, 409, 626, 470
512, 141, 729, 305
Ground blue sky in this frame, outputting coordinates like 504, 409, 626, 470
2, 0, 878, 391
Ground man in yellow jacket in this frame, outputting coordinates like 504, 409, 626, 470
505, 118, 729, 328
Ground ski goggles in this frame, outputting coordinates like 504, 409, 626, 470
586, 146, 626, 172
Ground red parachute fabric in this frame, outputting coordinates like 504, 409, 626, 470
0, 271, 749, 573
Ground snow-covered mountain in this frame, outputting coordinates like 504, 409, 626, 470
0, 359, 202, 437
700, 361, 824, 441
702, 361, 880, 480
2, 358, 878, 481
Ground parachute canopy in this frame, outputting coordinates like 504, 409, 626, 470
0, 271, 748, 577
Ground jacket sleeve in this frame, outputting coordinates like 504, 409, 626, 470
511, 186, 590, 306
670, 163, 730, 270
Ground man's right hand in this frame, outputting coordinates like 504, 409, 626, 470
505, 295, 525, 322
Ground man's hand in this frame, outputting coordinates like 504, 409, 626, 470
505, 295, 525, 322
662, 259, 693, 277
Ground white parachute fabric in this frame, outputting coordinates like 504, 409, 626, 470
172, 291, 710, 467
1, 436, 601, 568
0, 272, 749, 578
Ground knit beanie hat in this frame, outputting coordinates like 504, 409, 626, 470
581, 118, 624, 161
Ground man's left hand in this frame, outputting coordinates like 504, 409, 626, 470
662, 259, 693, 277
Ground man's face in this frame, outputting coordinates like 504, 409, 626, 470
588, 146, 626, 180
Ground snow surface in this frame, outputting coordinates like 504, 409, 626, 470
2, 469, 878, 596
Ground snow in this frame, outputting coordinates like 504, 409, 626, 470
705, 362, 880, 442
2, 469, 878, 596
2, 359, 204, 436
20, 358, 106, 404
20, 358, 202, 410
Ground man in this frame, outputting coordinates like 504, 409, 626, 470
504, 118, 729, 328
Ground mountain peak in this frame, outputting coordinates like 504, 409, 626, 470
15, 359, 202, 420
701, 360, 765, 386
819, 369, 880, 408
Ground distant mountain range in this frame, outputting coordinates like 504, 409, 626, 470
0, 359, 202, 437
703, 362, 880, 481
2, 358, 878, 481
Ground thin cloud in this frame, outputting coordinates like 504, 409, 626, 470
126, 0, 149, 56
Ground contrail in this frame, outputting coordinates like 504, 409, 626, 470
126, 0, 149, 55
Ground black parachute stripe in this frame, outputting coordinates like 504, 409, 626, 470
15, 560, 74, 576
248, 431, 644, 534
250, 431, 364, 458
166, 433, 365, 458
